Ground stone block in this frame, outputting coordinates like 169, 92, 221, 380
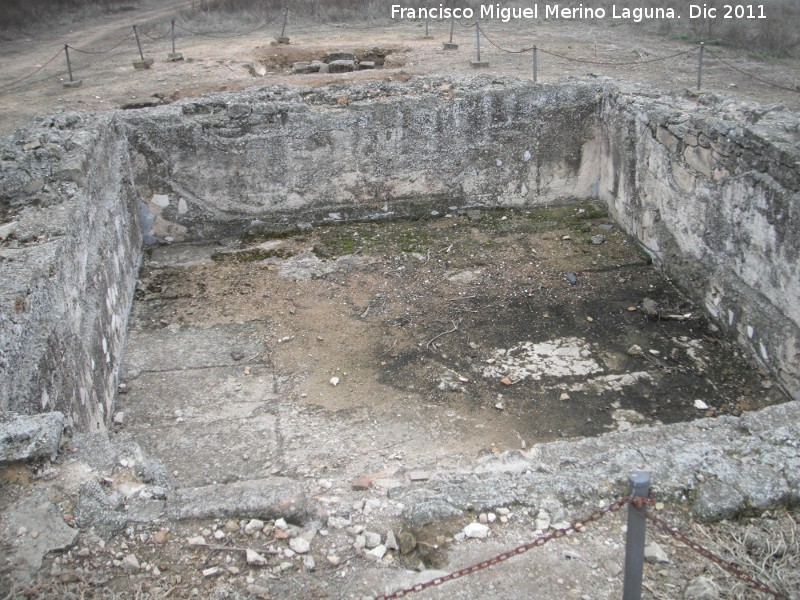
328, 60, 357, 74
327, 51, 356, 62
443, 42, 459, 50
683, 144, 713, 178
656, 126, 679, 154
0, 412, 64, 464
133, 58, 155, 70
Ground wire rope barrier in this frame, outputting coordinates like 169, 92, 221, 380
1, 13, 798, 97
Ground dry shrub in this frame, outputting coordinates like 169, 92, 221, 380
693, 509, 800, 599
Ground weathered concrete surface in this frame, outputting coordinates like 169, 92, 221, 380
2, 489, 78, 583
0, 411, 63, 464
391, 399, 800, 526
122, 77, 601, 241
0, 114, 142, 431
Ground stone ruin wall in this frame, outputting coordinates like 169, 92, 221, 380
0, 114, 142, 431
599, 87, 800, 401
0, 76, 797, 431
122, 79, 601, 241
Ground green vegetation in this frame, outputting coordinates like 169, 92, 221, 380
211, 247, 294, 263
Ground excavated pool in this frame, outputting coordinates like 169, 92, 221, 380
113, 204, 787, 489
1, 76, 799, 538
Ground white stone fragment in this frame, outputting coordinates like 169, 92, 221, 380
289, 537, 310, 554
246, 549, 268, 566
463, 523, 490, 539
366, 545, 387, 560
244, 519, 265, 535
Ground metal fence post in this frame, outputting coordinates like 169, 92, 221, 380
443, 11, 458, 49
167, 19, 184, 61
622, 471, 650, 600
475, 25, 481, 63
449, 13, 455, 44
64, 44, 73, 82
63, 44, 82, 87
280, 6, 289, 38
697, 41, 705, 90
133, 25, 144, 61
533, 45, 537, 83
277, 6, 290, 44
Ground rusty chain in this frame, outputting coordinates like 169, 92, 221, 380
374, 495, 633, 599
375, 495, 790, 600
641, 509, 790, 600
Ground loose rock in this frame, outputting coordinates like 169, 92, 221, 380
289, 537, 310, 554
644, 542, 669, 564
463, 523, 490, 539
121, 553, 140, 572
246, 549, 268, 566
244, 519, 265, 535
385, 530, 399, 551
366, 544, 387, 560
683, 576, 719, 599
398, 531, 417, 555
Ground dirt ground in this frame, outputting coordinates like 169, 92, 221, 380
1, 3, 799, 599
2, 206, 797, 600
1, 0, 800, 136
135, 205, 784, 458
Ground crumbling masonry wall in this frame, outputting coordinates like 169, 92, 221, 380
599, 87, 800, 400
0, 77, 798, 431
0, 115, 142, 431
122, 79, 601, 241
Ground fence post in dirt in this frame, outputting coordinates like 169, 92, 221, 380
132, 25, 154, 70
622, 471, 650, 600
697, 42, 705, 90
443, 13, 458, 50
532, 45, 538, 84
471, 25, 488, 68
277, 6, 290, 44
423, 16, 433, 39
62, 44, 82, 88
167, 19, 184, 62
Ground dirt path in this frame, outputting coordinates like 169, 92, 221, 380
1, 3, 799, 136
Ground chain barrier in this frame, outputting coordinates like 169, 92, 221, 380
374, 496, 634, 599
0, 48, 65, 92
642, 509, 790, 600
704, 47, 800, 94
475, 23, 532, 54
66, 31, 134, 55
173, 16, 277, 40
140, 26, 172, 42
539, 45, 700, 67
373, 495, 790, 599
3, 12, 798, 97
